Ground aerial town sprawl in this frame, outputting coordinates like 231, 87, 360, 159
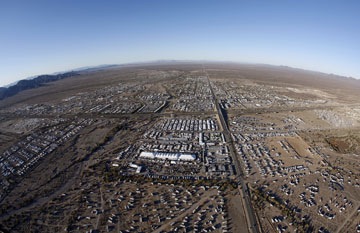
0, 62, 359, 233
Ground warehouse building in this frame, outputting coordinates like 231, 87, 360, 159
139, 151, 196, 161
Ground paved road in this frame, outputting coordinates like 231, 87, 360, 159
0, 110, 216, 121
204, 67, 260, 233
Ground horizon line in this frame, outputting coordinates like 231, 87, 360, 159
2, 60, 358, 88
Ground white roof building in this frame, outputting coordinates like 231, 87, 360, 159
139, 151, 196, 161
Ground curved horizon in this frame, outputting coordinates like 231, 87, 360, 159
1, 1, 359, 87
3, 59, 359, 88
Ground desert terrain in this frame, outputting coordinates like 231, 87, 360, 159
0, 62, 359, 233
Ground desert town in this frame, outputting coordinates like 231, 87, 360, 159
0, 64, 359, 233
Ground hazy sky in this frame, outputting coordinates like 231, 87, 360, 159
1, 0, 359, 87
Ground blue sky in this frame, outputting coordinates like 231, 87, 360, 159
1, 0, 359, 87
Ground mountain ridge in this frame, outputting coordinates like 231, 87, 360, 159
0, 72, 80, 101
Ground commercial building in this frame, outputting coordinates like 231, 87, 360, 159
139, 151, 196, 161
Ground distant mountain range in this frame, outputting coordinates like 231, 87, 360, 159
0, 72, 80, 101
0, 64, 126, 101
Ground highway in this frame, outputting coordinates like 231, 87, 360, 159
204, 67, 260, 233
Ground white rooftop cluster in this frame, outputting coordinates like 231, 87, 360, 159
139, 151, 196, 161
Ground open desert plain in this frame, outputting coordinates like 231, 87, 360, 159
0, 62, 359, 233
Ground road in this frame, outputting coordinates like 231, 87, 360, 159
0, 110, 216, 121
203, 66, 260, 233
